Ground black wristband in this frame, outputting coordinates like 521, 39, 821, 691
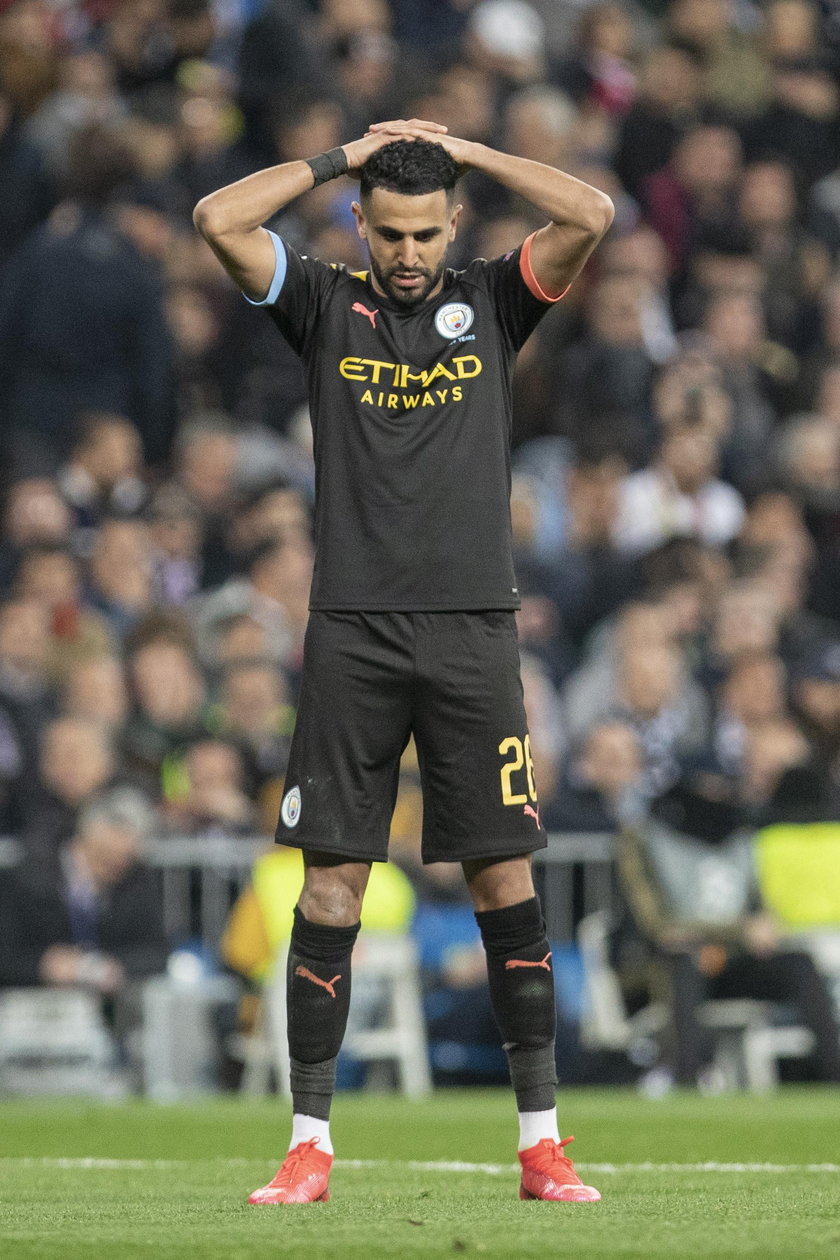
305, 147, 349, 188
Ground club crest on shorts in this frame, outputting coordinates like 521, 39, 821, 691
435, 302, 474, 339
280, 785, 302, 828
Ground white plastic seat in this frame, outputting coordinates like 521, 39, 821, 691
0, 987, 118, 1096
239, 932, 431, 1098
697, 1000, 813, 1092
576, 912, 814, 1092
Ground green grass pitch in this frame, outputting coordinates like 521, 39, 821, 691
1, 1088, 839, 1259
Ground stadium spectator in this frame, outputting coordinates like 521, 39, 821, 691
23, 49, 126, 182
147, 482, 205, 606
61, 655, 130, 736
199, 611, 283, 674
465, 1, 547, 88
612, 425, 745, 556
0, 478, 72, 589
122, 633, 208, 792
552, 3, 636, 121
743, 50, 840, 188
666, 0, 770, 120
163, 737, 255, 835
617, 777, 840, 1088
553, 271, 660, 465
14, 544, 115, 681
87, 517, 156, 637
642, 124, 743, 277
165, 280, 227, 415
193, 532, 314, 682
704, 581, 781, 679
0, 123, 174, 477
738, 716, 812, 823
613, 42, 704, 200
712, 652, 790, 776
208, 659, 294, 796
21, 715, 121, 859
612, 640, 711, 795
57, 412, 148, 544
0, 1, 60, 117
0, 596, 56, 793
0, 81, 55, 269
598, 224, 677, 364
0, 786, 168, 1011
167, 411, 240, 586
790, 643, 840, 761
563, 596, 678, 741
547, 720, 644, 833
516, 451, 638, 656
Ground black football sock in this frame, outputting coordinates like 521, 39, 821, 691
475, 896, 557, 1113
287, 906, 359, 1120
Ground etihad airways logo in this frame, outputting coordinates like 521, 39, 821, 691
339, 355, 483, 412
339, 355, 482, 388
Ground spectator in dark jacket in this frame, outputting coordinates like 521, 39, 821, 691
0, 84, 55, 271
19, 715, 122, 859
0, 124, 173, 478
0, 786, 168, 992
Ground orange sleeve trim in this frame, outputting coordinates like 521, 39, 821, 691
520, 232, 569, 304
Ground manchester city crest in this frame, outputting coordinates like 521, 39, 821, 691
280, 785, 302, 828
435, 302, 475, 339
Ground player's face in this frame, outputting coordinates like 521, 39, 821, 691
352, 188, 462, 307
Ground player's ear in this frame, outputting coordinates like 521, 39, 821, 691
351, 201, 367, 240
448, 203, 463, 242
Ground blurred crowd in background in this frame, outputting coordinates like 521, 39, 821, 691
3, 0, 840, 1086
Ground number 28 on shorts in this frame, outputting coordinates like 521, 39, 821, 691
498, 735, 537, 806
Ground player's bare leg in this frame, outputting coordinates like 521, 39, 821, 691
248, 854, 370, 1205
465, 855, 601, 1203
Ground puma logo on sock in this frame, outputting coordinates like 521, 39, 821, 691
505, 953, 552, 972
352, 301, 378, 329
295, 965, 342, 998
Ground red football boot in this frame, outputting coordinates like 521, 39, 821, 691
518, 1136, 601, 1202
247, 1138, 333, 1204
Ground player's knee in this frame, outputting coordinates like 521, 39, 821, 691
299, 866, 367, 926
464, 854, 535, 912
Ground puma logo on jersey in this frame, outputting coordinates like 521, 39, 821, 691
352, 301, 378, 329
505, 953, 552, 972
295, 966, 342, 998
524, 804, 541, 828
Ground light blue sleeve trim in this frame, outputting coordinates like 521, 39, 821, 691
243, 230, 287, 306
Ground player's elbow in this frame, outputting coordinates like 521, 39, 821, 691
588, 192, 615, 240
193, 195, 224, 241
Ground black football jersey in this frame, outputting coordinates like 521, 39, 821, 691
255, 231, 557, 611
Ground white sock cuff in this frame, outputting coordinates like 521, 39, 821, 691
518, 1106, 561, 1151
290, 1113, 333, 1155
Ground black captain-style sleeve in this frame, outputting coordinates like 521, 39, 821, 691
469, 232, 569, 353
243, 230, 339, 357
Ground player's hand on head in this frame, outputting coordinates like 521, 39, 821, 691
360, 120, 474, 172
416, 129, 474, 167
343, 121, 449, 173
341, 128, 414, 173
365, 119, 448, 136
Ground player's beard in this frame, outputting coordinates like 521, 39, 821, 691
370, 255, 446, 307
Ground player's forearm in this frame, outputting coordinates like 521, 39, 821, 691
466, 143, 613, 237
193, 160, 315, 240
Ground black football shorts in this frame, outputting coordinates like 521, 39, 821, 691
276, 610, 548, 864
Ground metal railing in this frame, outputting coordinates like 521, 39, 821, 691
0, 832, 617, 947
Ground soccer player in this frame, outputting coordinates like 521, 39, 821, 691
194, 118, 613, 1205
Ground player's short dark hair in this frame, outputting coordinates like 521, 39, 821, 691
360, 139, 459, 203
